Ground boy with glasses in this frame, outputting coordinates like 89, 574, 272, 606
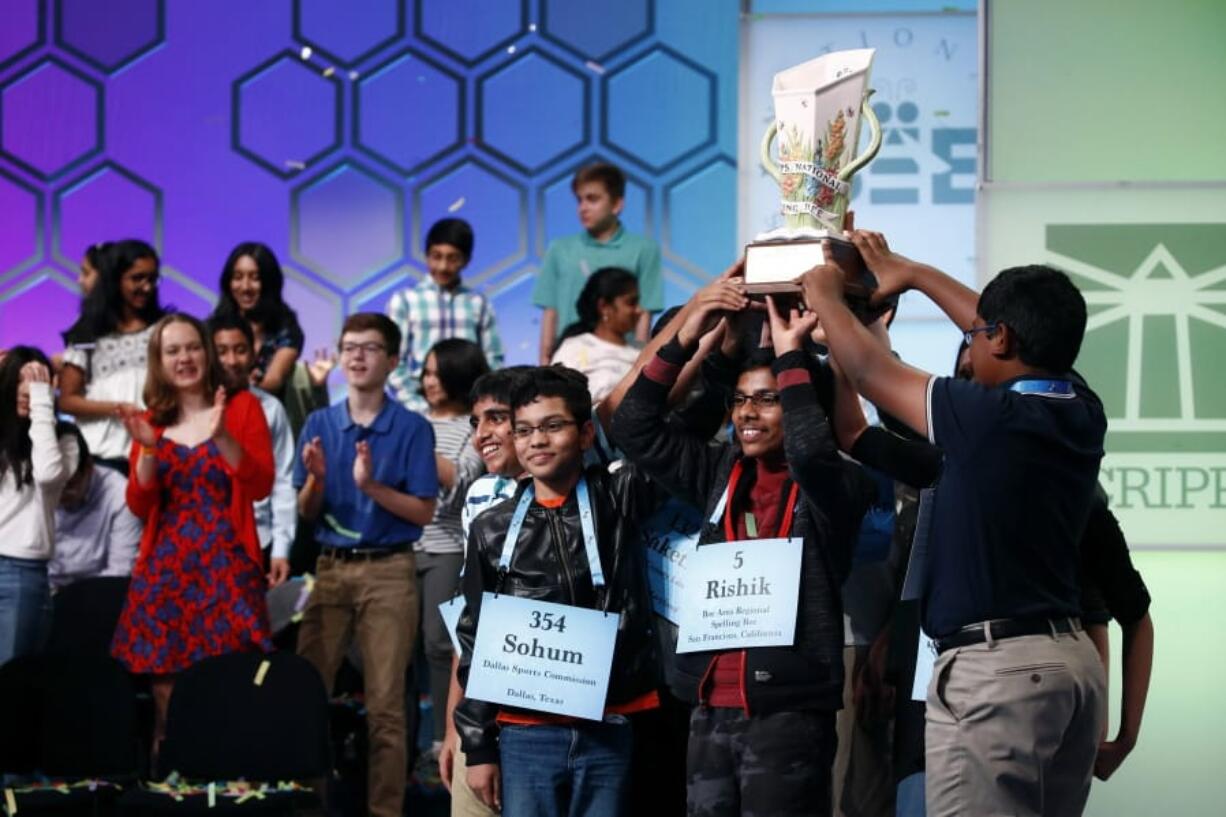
455, 366, 659, 817
801, 232, 1107, 817
294, 313, 439, 817
612, 283, 874, 817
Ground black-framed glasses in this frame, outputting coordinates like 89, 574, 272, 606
511, 418, 578, 440
962, 322, 999, 346
339, 342, 387, 356
470, 410, 511, 429
727, 391, 782, 409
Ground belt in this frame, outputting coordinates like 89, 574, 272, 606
934, 616, 1082, 655
320, 543, 411, 561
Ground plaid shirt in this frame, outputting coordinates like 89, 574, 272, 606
387, 278, 504, 409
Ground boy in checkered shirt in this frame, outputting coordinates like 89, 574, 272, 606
388, 218, 504, 410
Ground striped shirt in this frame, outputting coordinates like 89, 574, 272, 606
416, 414, 484, 555
387, 278, 504, 411
461, 473, 520, 550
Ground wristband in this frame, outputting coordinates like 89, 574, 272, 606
139, 445, 156, 457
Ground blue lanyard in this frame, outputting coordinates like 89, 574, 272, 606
1009, 379, 1074, 398
499, 476, 605, 588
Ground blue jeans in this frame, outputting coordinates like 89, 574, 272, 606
499, 717, 633, 817
0, 555, 50, 666
896, 772, 926, 817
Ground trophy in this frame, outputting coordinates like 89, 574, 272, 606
746, 49, 892, 321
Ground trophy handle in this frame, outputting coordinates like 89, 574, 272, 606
759, 121, 782, 185
838, 91, 882, 183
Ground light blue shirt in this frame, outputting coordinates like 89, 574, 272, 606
252, 386, 296, 559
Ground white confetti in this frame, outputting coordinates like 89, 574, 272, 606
507, 44, 517, 54
284, 159, 306, 170
448, 196, 466, 212
299, 45, 312, 60
322, 66, 335, 77
348, 70, 360, 80
585, 60, 606, 74
529, 23, 537, 32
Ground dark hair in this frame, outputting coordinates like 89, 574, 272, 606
651, 306, 683, 340
83, 241, 112, 272
64, 239, 162, 344
512, 366, 592, 426
420, 339, 490, 411
572, 161, 626, 200
208, 313, 255, 349
953, 338, 970, 378
61, 422, 91, 481
469, 365, 533, 408
213, 242, 300, 338
0, 346, 55, 487
978, 265, 1086, 373
425, 218, 474, 260
558, 267, 638, 343
340, 312, 402, 359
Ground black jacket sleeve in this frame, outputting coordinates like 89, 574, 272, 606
611, 339, 727, 510
773, 351, 875, 577
1080, 494, 1150, 627
849, 426, 943, 489
453, 518, 504, 766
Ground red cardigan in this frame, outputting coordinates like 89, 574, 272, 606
126, 389, 275, 570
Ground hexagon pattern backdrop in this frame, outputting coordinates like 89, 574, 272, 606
0, 0, 739, 367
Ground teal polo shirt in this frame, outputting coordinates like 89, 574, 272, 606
532, 224, 663, 337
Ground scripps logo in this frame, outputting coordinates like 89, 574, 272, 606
1049, 224, 1226, 529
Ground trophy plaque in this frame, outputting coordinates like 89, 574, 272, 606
746, 49, 892, 321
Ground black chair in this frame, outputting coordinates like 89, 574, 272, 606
0, 654, 138, 814
118, 651, 331, 815
45, 576, 131, 659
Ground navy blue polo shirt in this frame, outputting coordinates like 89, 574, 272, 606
293, 395, 439, 548
921, 372, 1106, 638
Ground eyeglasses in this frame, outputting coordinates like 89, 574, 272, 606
512, 418, 578, 440
727, 391, 782, 409
962, 322, 999, 346
339, 342, 387, 356
470, 410, 511, 429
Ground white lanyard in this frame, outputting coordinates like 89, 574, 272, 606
499, 476, 605, 589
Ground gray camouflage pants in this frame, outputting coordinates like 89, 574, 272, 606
686, 707, 837, 817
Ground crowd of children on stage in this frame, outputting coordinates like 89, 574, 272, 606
0, 161, 1153, 817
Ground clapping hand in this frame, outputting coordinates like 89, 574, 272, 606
302, 436, 326, 480
206, 386, 228, 441
353, 440, 373, 491
117, 404, 158, 448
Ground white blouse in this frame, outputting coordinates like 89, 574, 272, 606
62, 325, 154, 460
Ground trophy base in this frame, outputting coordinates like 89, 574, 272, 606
743, 232, 865, 296
743, 232, 897, 324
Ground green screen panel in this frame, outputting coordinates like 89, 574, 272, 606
987, 0, 1226, 182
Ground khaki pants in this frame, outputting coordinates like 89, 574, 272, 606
925, 629, 1106, 817
297, 551, 419, 817
451, 734, 498, 817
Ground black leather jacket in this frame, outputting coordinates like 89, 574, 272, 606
454, 465, 659, 766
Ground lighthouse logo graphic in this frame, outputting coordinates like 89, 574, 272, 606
1047, 224, 1226, 451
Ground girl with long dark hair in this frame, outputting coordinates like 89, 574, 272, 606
414, 338, 488, 766
59, 239, 164, 473
550, 266, 643, 403
211, 242, 303, 397
110, 313, 275, 753
0, 346, 76, 664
